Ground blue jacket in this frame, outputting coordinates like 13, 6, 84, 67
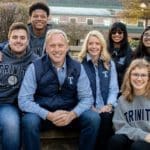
111, 46, 132, 88
0, 41, 8, 51
82, 58, 110, 105
33, 54, 81, 111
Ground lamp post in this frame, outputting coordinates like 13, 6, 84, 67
140, 2, 149, 28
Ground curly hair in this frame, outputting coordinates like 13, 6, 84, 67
29, 2, 50, 16
121, 59, 150, 102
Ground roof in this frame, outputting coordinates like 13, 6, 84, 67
48, 0, 122, 9
50, 6, 121, 16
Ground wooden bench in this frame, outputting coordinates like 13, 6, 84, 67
41, 128, 79, 150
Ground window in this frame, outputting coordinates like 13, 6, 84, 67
52, 17, 59, 24
70, 18, 76, 24
87, 19, 93, 25
138, 21, 144, 27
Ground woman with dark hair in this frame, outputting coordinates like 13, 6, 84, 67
108, 22, 132, 88
108, 59, 150, 150
133, 26, 150, 62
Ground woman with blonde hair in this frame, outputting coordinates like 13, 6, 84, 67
78, 30, 119, 150
108, 59, 150, 150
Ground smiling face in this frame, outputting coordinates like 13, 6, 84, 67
130, 67, 149, 95
87, 35, 102, 61
30, 9, 48, 31
9, 29, 28, 55
143, 29, 150, 48
111, 29, 124, 43
45, 33, 68, 68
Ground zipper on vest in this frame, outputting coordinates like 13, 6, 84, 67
59, 86, 61, 91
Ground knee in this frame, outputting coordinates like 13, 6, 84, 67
80, 110, 100, 128
1, 113, 20, 132
22, 113, 41, 132
108, 134, 129, 149
131, 141, 147, 150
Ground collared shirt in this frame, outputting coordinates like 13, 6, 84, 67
18, 59, 93, 119
53, 61, 66, 86
87, 54, 119, 109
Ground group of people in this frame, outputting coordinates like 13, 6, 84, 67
0, 1, 150, 150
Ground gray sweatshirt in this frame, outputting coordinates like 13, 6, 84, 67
0, 44, 38, 104
113, 95, 150, 141
28, 24, 52, 56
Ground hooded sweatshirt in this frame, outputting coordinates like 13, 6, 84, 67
113, 95, 150, 141
0, 44, 38, 104
28, 24, 52, 56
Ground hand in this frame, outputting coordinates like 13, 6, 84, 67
47, 110, 77, 127
92, 106, 99, 113
99, 104, 113, 113
144, 134, 150, 143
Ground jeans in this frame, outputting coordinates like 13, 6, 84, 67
0, 104, 20, 150
22, 110, 100, 150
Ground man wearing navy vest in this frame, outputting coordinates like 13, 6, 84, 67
18, 29, 100, 150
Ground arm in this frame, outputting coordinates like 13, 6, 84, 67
113, 98, 148, 141
18, 63, 49, 120
72, 65, 93, 116
107, 60, 119, 106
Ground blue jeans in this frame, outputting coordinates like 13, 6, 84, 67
0, 104, 20, 150
22, 110, 100, 150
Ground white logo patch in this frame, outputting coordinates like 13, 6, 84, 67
8, 75, 18, 85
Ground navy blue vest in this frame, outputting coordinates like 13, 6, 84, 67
33, 54, 81, 111
82, 58, 110, 105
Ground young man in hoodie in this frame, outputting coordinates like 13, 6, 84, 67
28, 2, 52, 56
0, 2, 52, 56
0, 22, 38, 150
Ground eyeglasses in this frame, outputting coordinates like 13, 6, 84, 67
131, 73, 149, 78
111, 30, 124, 35
143, 33, 150, 38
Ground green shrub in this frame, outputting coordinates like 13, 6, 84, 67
129, 39, 139, 51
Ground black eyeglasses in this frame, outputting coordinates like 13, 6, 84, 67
111, 30, 124, 35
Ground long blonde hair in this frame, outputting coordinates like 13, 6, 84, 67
78, 30, 111, 70
121, 59, 150, 102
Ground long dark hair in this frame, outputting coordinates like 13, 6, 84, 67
134, 26, 150, 59
108, 22, 130, 57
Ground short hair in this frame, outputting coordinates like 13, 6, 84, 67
8, 22, 29, 39
78, 30, 111, 70
29, 2, 50, 16
43, 29, 69, 50
121, 59, 150, 102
